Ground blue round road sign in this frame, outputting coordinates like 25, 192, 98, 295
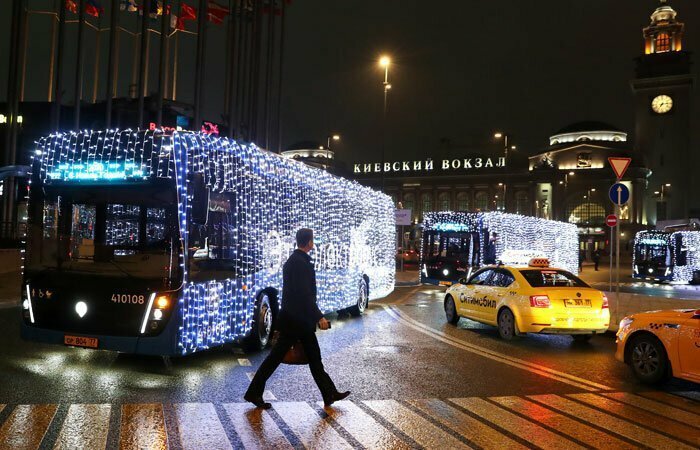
609, 183, 630, 206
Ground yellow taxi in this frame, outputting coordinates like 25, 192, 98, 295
615, 309, 700, 384
444, 259, 610, 341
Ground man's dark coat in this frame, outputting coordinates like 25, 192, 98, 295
277, 249, 323, 335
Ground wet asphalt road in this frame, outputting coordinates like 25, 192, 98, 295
0, 285, 696, 405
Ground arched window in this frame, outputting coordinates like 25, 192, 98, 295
456, 192, 470, 211
438, 192, 451, 211
656, 33, 671, 53
515, 191, 528, 215
474, 191, 489, 212
421, 192, 433, 214
566, 201, 606, 225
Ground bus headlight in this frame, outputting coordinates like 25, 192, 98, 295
664, 267, 671, 276
153, 309, 163, 320
22, 299, 30, 310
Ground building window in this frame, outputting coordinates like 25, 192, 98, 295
566, 201, 606, 225
438, 192, 451, 211
456, 192, 470, 211
402, 193, 415, 214
656, 33, 670, 53
421, 192, 433, 214
515, 191, 528, 215
474, 191, 489, 212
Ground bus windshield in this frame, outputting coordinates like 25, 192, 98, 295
634, 241, 670, 265
26, 184, 181, 282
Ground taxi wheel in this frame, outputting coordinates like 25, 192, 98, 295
571, 334, 593, 343
628, 334, 669, 384
497, 308, 519, 341
444, 295, 459, 325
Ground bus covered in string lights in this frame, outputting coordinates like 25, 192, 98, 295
632, 230, 700, 283
420, 211, 579, 285
21, 130, 395, 356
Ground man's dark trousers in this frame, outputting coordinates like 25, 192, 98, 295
246, 332, 337, 402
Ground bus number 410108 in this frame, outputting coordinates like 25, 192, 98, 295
111, 294, 146, 304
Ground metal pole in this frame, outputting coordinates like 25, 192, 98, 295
130, 13, 139, 97
609, 223, 613, 292
91, 18, 103, 103
52, 0, 66, 129
105, 0, 120, 128
616, 191, 621, 306
74, 0, 86, 130
226, 0, 238, 137
137, 0, 151, 128
1, 0, 21, 225
275, 0, 286, 151
157, 0, 171, 126
263, 0, 275, 150
249, 0, 262, 142
19, 5, 30, 102
47, 1, 58, 101
193, 0, 208, 131
171, 29, 179, 100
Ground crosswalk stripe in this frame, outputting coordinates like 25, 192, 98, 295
450, 397, 583, 450
530, 394, 696, 450
119, 404, 168, 450
490, 396, 637, 450
602, 392, 700, 428
639, 391, 700, 415
317, 400, 412, 450
273, 401, 353, 450
54, 404, 111, 450
410, 398, 527, 450
223, 403, 293, 450
364, 399, 472, 449
174, 403, 232, 450
569, 393, 700, 445
0, 404, 57, 450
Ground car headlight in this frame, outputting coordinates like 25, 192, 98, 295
647, 268, 654, 274
619, 317, 634, 330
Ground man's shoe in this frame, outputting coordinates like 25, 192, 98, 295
244, 393, 272, 409
324, 391, 351, 407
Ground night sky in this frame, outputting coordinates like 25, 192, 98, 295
1, 0, 699, 165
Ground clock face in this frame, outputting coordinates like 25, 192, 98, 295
651, 95, 673, 114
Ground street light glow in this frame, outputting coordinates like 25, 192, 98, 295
379, 56, 391, 67
332, 135, 340, 141
494, 132, 503, 139
665, 183, 671, 187
568, 171, 575, 176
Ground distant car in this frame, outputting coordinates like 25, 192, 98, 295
444, 258, 610, 341
615, 309, 700, 384
396, 248, 419, 264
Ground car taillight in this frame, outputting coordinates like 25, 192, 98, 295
529, 295, 550, 308
602, 293, 609, 309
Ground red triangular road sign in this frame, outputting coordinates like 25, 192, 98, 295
608, 157, 631, 179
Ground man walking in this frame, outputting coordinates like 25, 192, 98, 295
244, 228, 350, 409
592, 248, 601, 271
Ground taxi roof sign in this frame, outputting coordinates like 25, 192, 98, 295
528, 258, 550, 268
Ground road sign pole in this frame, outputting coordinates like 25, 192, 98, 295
616, 189, 621, 307
609, 225, 613, 292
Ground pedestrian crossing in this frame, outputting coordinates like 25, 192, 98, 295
0, 391, 697, 449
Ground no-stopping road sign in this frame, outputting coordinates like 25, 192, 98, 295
606, 214, 618, 227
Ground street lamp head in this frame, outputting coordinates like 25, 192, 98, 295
498, 183, 503, 186
559, 181, 564, 185
332, 135, 340, 141
318, 146, 324, 150
654, 191, 660, 195
510, 145, 516, 150
385, 83, 392, 90
568, 171, 575, 176
494, 132, 503, 139
379, 56, 391, 67
665, 183, 671, 187
591, 188, 596, 192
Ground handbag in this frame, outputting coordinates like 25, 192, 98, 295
271, 331, 308, 365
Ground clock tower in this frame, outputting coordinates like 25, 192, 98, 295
631, 0, 695, 224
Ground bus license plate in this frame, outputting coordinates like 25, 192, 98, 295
563, 299, 592, 308
64, 335, 98, 348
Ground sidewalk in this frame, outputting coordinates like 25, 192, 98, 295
0, 271, 21, 308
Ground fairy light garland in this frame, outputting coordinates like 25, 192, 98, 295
633, 230, 700, 282
421, 211, 579, 274
32, 129, 395, 354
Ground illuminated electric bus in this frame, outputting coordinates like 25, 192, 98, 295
420, 211, 579, 285
633, 230, 700, 283
21, 130, 395, 356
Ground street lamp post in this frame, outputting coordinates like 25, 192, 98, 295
326, 134, 340, 150
379, 55, 391, 191
494, 132, 516, 212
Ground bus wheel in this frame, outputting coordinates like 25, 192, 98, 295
497, 308, 519, 341
349, 279, 369, 317
245, 294, 274, 351
444, 295, 459, 325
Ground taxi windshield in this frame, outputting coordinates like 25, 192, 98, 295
520, 269, 589, 288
